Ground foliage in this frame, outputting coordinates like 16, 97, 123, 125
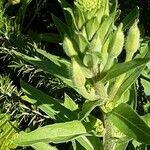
0, 0, 150, 150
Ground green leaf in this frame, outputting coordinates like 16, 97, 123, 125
141, 113, 150, 127
115, 139, 129, 150
21, 80, 77, 122
64, 7, 78, 30
101, 58, 150, 83
76, 136, 94, 150
122, 7, 139, 31
32, 143, 58, 150
98, 13, 115, 43
64, 94, 78, 111
76, 136, 103, 150
51, 14, 69, 38
85, 17, 99, 41
108, 103, 150, 144
58, 0, 72, 26
141, 73, 150, 96
14, 120, 88, 146
0, 114, 18, 150
73, 32, 89, 53
113, 66, 144, 102
136, 38, 150, 58
79, 100, 103, 121
127, 84, 137, 109
12, 50, 73, 87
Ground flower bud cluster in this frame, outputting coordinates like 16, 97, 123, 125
61, 0, 140, 101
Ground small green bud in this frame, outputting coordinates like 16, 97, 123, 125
63, 35, 78, 57
71, 57, 86, 87
83, 52, 99, 68
109, 23, 124, 57
8, 0, 20, 5
125, 21, 140, 55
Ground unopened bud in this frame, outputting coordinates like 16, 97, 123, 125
83, 52, 99, 68
125, 21, 140, 55
63, 35, 78, 57
72, 58, 86, 87
109, 23, 124, 57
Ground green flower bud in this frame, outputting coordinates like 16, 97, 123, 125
71, 57, 86, 87
63, 35, 78, 57
109, 23, 124, 57
125, 21, 140, 55
83, 52, 99, 68
8, 0, 20, 5
75, 0, 102, 20
75, 0, 101, 12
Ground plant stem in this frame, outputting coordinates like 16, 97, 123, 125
103, 117, 115, 150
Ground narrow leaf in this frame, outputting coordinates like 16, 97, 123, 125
79, 100, 103, 121
12, 50, 73, 87
101, 58, 149, 83
51, 14, 69, 38
14, 120, 87, 146
122, 7, 139, 31
113, 66, 144, 102
108, 103, 150, 144
64, 94, 78, 111
21, 80, 77, 122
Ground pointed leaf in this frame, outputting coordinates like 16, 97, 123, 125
64, 94, 78, 111
79, 100, 103, 121
108, 103, 150, 144
12, 50, 73, 87
122, 7, 139, 31
113, 66, 144, 102
51, 14, 69, 38
21, 80, 77, 122
101, 58, 150, 83
14, 120, 88, 146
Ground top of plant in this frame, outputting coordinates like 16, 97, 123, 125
74, 0, 101, 12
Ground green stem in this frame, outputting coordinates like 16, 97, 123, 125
103, 117, 115, 150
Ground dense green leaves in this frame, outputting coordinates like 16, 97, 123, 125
14, 120, 88, 146
108, 103, 150, 144
21, 80, 77, 122
12, 50, 73, 87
